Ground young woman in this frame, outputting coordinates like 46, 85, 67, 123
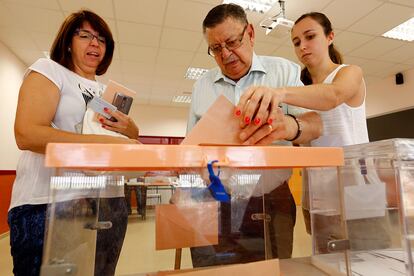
9, 10, 139, 276
288, 13, 369, 242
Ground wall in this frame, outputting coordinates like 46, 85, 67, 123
130, 104, 188, 137
0, 41, 25, 234
0, 41, 25, 169
366, 68, 414, 118
367, 108, 414, 141
0, 173, 15, 234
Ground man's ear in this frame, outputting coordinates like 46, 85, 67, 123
248, 23, 255, 45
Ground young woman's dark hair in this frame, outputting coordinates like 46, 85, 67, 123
50, 9, 114, 75
202, 3, 248, 33
295, 12, 343, 85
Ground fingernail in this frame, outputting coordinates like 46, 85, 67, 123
103, 107, 108, 112
235, 109, 241, 116
101, 125, 105, 128
267, 118, 273, 125
99, 118, 104, 123
254, 118, 261, 125
243, 140, 252, 146
240, 132, 247, 141
244, 116, 250, 124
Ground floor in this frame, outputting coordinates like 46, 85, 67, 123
0, 206, 312, 276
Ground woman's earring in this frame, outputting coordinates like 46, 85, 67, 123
68, 47, 71, 52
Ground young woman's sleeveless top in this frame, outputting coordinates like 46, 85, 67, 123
310, 64, 369, 147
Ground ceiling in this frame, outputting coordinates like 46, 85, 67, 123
1, 0, 413, 108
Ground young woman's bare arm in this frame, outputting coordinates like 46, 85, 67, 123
237, 65, 364, 129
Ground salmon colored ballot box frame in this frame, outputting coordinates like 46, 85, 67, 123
45, 144, 343, 170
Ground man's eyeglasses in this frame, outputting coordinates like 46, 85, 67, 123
74, 29, 106, 45
208, 25, 248, 57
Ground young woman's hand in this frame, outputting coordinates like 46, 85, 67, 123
235, 86, 286, 130
237, 108, 297, 145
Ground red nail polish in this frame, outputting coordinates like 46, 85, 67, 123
254, 118, 261, 125
244, 116, 250, 124
99, 118, 104, 123
235, 109, 241, 116
267, 118, 273, 125
103, 107, 108, 112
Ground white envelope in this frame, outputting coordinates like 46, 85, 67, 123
344, 175, 386, 220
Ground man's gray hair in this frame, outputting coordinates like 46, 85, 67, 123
202, 3, 248, 33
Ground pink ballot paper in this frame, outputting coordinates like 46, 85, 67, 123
181, 95, 244, 145
102, 80, 136, 103
93, 80, 136, 122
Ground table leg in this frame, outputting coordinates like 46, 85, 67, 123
124, 184, 132, 215
138, 185, 147, 220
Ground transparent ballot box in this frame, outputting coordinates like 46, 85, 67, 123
309, 139, 414, 276
41, 143, 343, 275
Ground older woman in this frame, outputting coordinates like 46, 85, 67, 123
9, 10, 138, 276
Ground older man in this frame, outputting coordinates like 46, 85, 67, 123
187, 3, 321, 267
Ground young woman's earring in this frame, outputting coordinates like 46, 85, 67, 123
68, 47, 71, 52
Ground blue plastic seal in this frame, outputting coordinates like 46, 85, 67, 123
207, 160, 230, 202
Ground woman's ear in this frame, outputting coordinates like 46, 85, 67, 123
327, 31, 334, 45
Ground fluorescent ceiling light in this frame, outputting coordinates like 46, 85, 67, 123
172, 95, 191, 104
223, 0, 277, 13
185, 67, 208, 80
382, 17, 414, 42
265, 17, 294, 38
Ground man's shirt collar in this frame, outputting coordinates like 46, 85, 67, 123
213, 52, 267, 83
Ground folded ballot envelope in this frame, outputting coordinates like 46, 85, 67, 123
90, 80, 136, 123
344, 174, 386, 220
84, 80, 136, 137
101, 80, 136, 104
155, 202, 219, 250
182, 95, 243, 145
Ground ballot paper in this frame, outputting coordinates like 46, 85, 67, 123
87, 96, 116, 119
91, 80, 136, 122
101, 80, 136, 104
84, 80, 136, 137
182, 95, 243, 145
